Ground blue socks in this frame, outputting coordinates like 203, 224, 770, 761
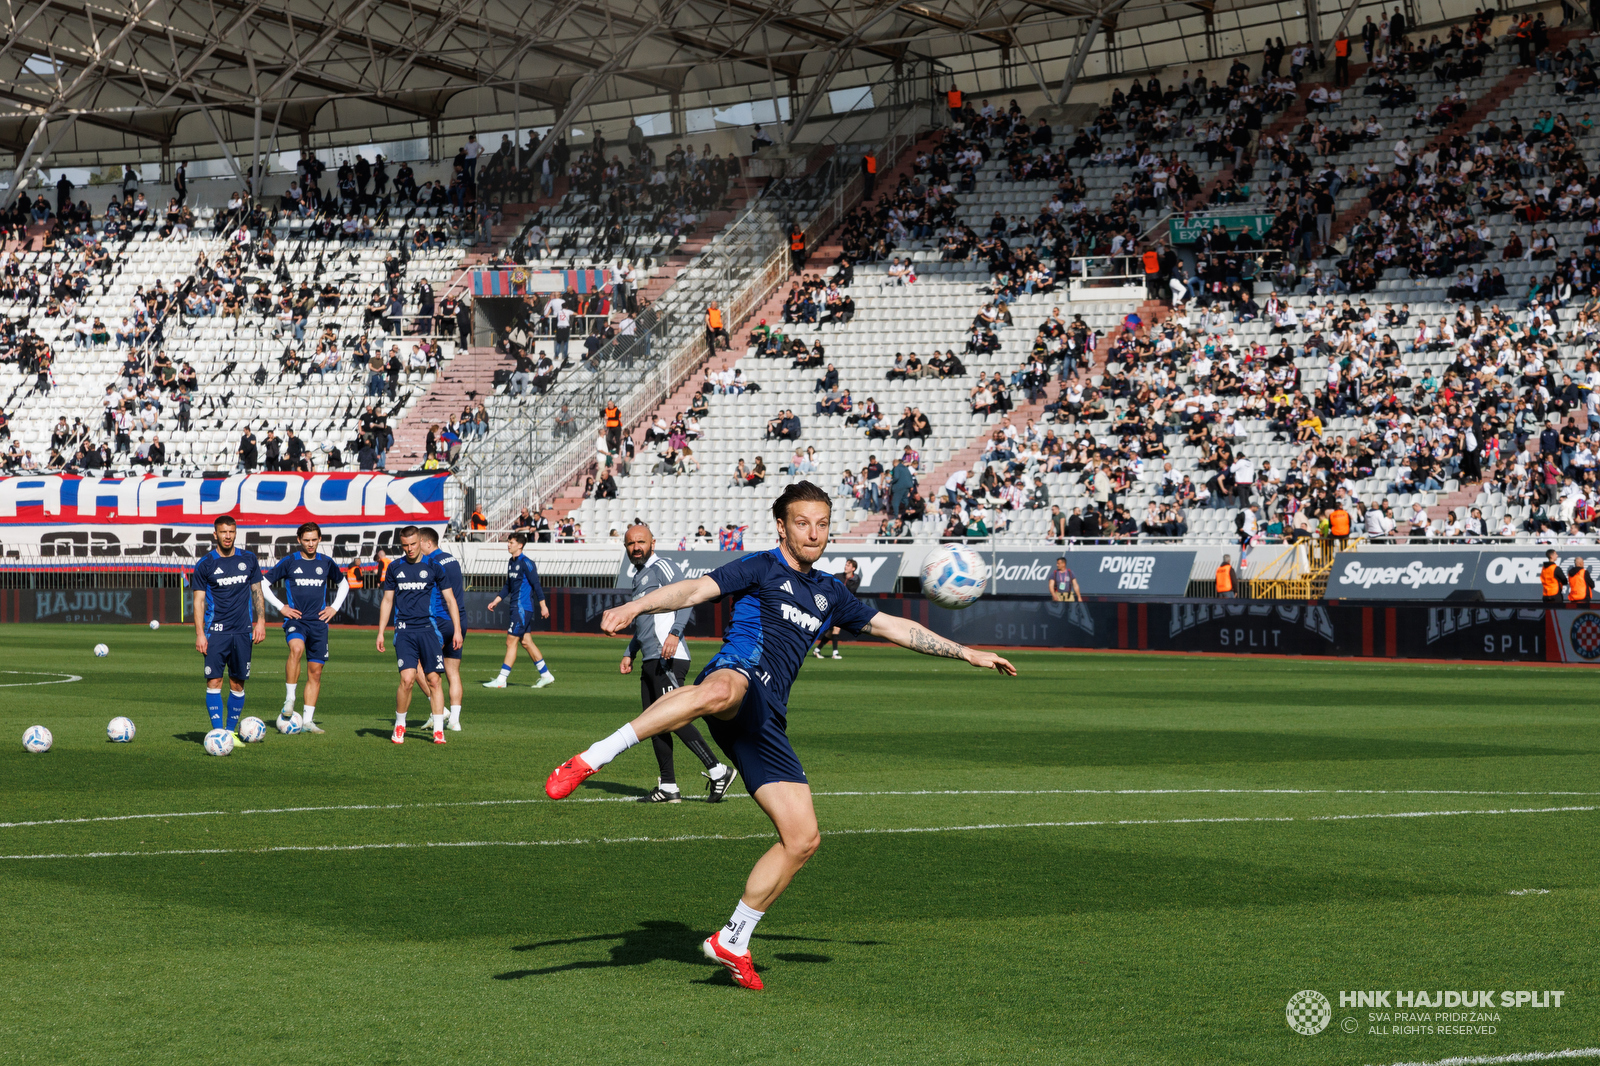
499, 663, 513, 678
226, 691, 245, 732
205, 689, 224, 730
536, 659, 550, 676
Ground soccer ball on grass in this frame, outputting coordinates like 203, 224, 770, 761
276, 712, 303, 735
238, 717, 266, 743
93, 644, 109, 657
107, 717, 136, 743
919, 544, 991, 609
22, 725, 52, 753
203, 729, 235, 757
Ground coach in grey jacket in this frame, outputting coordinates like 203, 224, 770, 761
620, 524, 736, 803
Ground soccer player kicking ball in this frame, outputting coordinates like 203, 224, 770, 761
483, 532, 554, 689
191, 515, 267, 744
546, 482, 1016, 990
261, 522, 347, 734
419, 527, 467, 730
376, 526, 464, 745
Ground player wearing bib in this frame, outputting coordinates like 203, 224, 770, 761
376, 525, 463, 745
483, 532, 554, 688
419, 526, 467, 730
546, 482, 1017, 991
261, 522, 347, 734
620, 523, 735, 803
190, 515, 266, 743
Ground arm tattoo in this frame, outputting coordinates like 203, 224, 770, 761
908, 623, 967, 659
252, 583, 265, 619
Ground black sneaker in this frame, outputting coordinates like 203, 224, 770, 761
705, 766, 739, 804
639, 785, 681, 804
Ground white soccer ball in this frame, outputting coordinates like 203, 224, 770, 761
149, 619, 160, 631
93, 644, 109, 658
203, 728, 235, 757
107, 716, 136, 743
22, 725, 52, 753
276, 711, 303, 735
238, 716, 266, 743
919, 544, 991, 609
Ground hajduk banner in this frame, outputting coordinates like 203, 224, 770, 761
0, 472, 450, 565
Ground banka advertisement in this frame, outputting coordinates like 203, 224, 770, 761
0, 473, 451, 564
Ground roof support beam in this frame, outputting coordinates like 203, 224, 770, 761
1, 113, 76, 209
781, 0, 916, 148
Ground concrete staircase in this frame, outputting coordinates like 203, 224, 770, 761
388, 345, 507, 466
539, 134, 945, 526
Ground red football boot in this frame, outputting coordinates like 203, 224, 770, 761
391, 725, 405, 745
544, 754, 596, 799
432, 729, 447, 745
702, 935, 764, 991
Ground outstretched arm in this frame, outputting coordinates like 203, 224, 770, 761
861, 612, 1017, 675
600, 576, 723, 635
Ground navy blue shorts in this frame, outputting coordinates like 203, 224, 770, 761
203, 630, 253, 683
433, 615, 462, 660
698, 657, 806, 794
394, 624, 444, 675
283, 619, 329, 664
507, 609, 538, 638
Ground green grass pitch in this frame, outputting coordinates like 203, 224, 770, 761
0, 623, 1596, 1066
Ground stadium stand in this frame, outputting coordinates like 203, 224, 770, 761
543, 11, 1600, 549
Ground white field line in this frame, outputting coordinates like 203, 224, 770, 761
0, 670, 82, 687
0, 804, 1594, 861
8, 789, 1600, 830
1367, 1049, 1600, 1066
9, 781, 1600, 832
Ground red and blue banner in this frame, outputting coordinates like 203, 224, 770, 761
0, 472, 450, 566
471, 268, 610, 297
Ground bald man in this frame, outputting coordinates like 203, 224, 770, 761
621, 524, 735, 803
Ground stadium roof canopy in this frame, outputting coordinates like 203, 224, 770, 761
0, 0, 1416, 173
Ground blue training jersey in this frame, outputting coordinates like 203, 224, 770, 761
265, 552, 340, 617
707, 547, 878, 707
425, 547, 465, 621
191, 548, 264, 632
383, 556, 446, 628
498, 553, 545, 615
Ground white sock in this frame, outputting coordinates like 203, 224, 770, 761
428, 713, 443, 731
448, 704, 460, 725
303, 705, 315, 725
394, 711, 407, 728
535, 658, 550, 675
284, 682, 296, 707
717, 900, 765, 954
581, 723, 639, 768
658, 779, 680, 793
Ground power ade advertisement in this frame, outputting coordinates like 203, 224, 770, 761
612, 550, 904, 594
971, 549, 1197, 597
0, 473, 451, 564
1326, 549, 1557, 602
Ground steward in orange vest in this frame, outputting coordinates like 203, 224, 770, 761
1541, 551, 1567, 604
789, 225, 807, 274
1216, 556, 1237, 597
1569, 559, 1592, 604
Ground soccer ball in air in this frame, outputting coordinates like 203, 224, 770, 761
203, 729, 235, 757
93, 644, 109, 657
22, 725, 52, 753
238, 717, 266, 744
107, 716, 136, 743
149, 620, 160, 631
919, 544, 990, 609
276, 712, 303, 735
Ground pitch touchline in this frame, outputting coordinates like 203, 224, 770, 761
0, 804, 1593, 861
1368, 1048, 1600, 1066
8, 789, 1600, 830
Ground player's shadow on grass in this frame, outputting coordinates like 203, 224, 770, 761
578, 779, 650, 798
172, 731, 209, 745
494, 922, 878, 982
